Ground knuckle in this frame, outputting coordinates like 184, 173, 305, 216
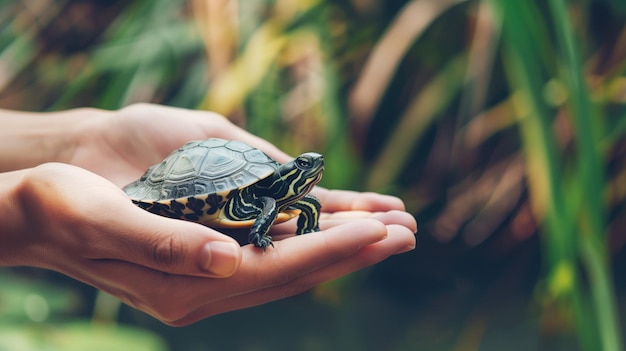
17, 164, 90, 241
151, 234, 186, 272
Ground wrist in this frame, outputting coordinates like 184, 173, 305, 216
0, 108, 109, 172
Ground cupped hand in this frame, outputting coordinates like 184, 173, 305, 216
53, 103, 417, 324
68, 103, 289, 187
13, 163, 416, 325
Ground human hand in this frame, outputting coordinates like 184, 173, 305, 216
8, 163, 416, 325
67, 103, 289, 187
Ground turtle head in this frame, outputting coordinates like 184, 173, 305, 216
292, 152, 324, 184
276, 152, 324, 200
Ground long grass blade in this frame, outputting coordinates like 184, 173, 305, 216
548, 1, 622, 350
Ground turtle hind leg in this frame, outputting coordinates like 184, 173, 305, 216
289, 195, 321, 234
248, 196, 278, 251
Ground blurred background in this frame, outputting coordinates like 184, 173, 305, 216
1, 0, 626, 350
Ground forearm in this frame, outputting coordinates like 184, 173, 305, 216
0, 108, 105, 172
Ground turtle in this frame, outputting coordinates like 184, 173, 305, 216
123, 138, 324, 250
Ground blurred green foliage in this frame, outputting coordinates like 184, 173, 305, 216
0, 272, 168, 350
1, 0, 626, 350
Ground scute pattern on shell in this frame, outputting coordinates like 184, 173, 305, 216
123, 138, 279, 202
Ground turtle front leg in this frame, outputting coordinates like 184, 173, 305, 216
249, 196, 278, 251
289, 194, 321, 234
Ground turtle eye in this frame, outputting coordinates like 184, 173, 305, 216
296, 157, 312, 169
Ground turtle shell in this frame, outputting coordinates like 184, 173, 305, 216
123, 138, 295, 227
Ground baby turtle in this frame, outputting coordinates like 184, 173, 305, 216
123, 138, 324, 250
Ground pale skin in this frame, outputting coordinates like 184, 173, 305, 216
0, 103, 417, 326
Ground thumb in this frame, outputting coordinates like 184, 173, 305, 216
94, 203, 243, 278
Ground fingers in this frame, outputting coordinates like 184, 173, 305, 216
70, 219, 391, 324
87, 203, 243, 278
170, 223, 416, 325
59, 217, 415, 325
268, 209, 417, 240
312, 188, 407, 212
319, 210, 417, 232
175, 220, 389, 307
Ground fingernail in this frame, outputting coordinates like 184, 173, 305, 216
203, 241, 240, 277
